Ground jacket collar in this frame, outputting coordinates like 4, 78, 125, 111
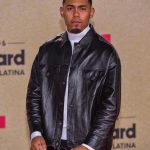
60, 25, 97, 49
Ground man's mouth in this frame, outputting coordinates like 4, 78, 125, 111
71, 20, 81, 24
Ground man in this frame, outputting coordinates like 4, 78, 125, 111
26, 0, 121, 150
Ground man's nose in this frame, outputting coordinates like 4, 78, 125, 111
73, 9, 79, 17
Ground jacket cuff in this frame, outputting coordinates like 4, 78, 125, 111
82, 144, 95, 150
31, 131, 42, 141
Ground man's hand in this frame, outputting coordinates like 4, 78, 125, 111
30, 136, 47, 150
71, 145, 88, 150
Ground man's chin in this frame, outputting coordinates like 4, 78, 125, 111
70, 28, 82, 34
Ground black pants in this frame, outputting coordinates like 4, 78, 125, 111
47, 140, 71, 150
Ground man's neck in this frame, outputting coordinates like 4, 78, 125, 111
67, 25, 90, 43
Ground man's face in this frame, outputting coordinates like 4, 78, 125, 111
60, 0, 95, 33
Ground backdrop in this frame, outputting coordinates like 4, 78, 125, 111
0, 0, 150, 149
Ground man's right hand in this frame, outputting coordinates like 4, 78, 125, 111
30, 136, 47, 150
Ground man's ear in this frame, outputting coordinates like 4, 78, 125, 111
60, 7, 64, 17
90, 7, 95, 18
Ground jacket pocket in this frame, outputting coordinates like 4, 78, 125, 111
83, 68, 105, 95
83, 68, 105, 81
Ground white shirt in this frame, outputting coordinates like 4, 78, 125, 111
31, 25, 94, 150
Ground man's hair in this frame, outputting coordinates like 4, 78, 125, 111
62, 0, 92, 6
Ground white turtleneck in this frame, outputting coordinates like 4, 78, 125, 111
67, 25, 90, 50
31, 25, 94, 150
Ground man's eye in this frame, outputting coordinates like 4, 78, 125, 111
67, 7, 73, 11
80, 7, 86, 11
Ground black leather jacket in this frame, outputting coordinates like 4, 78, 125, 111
26, 27, 121, 150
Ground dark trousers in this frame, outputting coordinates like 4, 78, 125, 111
47, 140, 71, 150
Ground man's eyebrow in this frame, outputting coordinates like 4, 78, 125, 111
79, 5, 87, 7
66, 4, 74, 7
66, 4, 87, 7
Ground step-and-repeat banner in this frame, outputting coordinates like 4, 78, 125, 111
0, 0, 150, 149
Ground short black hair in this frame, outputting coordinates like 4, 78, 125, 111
62, 0, 92, 6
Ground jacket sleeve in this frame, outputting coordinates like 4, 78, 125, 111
26, 53, 43, 135
84, 50, 121, 149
